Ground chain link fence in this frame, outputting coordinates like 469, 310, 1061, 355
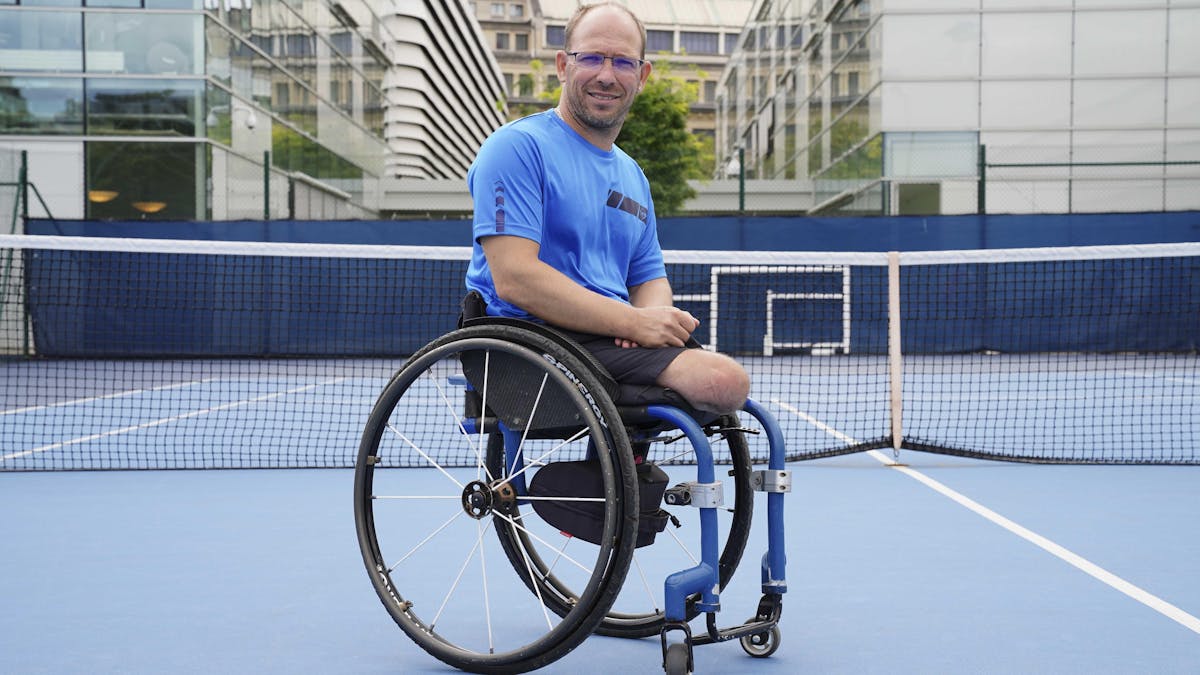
0, 147, 29, 355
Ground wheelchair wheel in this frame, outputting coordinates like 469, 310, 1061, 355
354, 326, 639, 674
489, 417, 755, 640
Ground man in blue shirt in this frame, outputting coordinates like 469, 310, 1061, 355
465, 2, 748, 415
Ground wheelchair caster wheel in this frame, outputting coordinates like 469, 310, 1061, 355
739, 624, 781, 658
664, 642, 692, 675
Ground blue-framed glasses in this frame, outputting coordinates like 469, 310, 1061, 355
567, 51, 644, 74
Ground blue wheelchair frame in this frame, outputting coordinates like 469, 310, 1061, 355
481, 394, 789, 662
454, 316, 790, 667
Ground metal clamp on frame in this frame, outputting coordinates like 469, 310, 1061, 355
664, 481, 724, 508
750, 469, 792, 493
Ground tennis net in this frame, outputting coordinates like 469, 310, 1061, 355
1, 234, 1196, 470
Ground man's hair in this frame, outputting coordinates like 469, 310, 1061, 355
564, 2, 647, 58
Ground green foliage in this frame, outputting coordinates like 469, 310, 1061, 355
616, 65, 705, 216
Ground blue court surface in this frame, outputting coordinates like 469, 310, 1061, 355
2, 452, 1198, 674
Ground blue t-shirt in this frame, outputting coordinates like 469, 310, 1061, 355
465, 109, 665, 322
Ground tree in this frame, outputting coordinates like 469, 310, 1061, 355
616, 65, 706, 215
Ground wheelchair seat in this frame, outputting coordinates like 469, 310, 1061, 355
461, 315, 722, 431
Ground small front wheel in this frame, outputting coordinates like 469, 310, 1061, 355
739, 624, 781, 658
664, 642, 692, 675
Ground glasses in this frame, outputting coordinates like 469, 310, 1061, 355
567, 51, 644, 74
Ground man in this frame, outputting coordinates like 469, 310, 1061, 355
465, 2, 749, 415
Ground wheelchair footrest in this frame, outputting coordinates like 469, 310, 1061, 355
692, 593, 784, 646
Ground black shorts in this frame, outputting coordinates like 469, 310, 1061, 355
553, 328, 690, 385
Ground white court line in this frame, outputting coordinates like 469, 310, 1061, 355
2, 377, 348, 462
771, 397, 1200, 636
1, 378, 217, 416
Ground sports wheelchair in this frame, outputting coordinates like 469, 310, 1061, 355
354, 317, 790, 674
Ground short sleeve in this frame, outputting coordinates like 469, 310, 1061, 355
467, 126, 546, 246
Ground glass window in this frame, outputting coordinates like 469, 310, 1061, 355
515, 33, 528, 52
509, 2, 522, 18
545, 25, 564, 48
87, 0, 143, 7
881, 14, 978, 79
0, 77, 84, 134
518, 74, 533, 97
145, 0, 203, 8
646, 30, 672, 53
87, 78, 202, 136
85, 12, 202, 75
496, 33, 509, 50
0, 11, 83, 71
981, 80, 1070, 129
981, 13, 1071, 78
86, 140, 202, 220
883, 131, 979, 179
1168, 9, 1200, 76
545, 75, 559, 93
330, 31, 353, 57
490, 3, 503, 17
1074, 10, 1166, 76
724, 33, 739, 55
1074, 78, 1165, 127
679, 32, 718, 55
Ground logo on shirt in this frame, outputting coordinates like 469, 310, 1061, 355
606, 189, 648, 224
493, 181, 506, 232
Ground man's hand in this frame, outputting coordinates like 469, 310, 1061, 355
622, 305, 699, 348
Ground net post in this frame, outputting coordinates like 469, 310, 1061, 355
887, 251, 902, 458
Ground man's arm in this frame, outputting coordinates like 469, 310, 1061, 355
482, 235, 697, 348
628, 276, 674, 308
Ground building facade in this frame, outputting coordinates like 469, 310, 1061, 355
0, 0, 504, 221
382, 2, 506, 179
718, 0, 1200, 215
470, 0, 754, 141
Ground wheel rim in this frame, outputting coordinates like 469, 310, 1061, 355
354, 332, 637, 671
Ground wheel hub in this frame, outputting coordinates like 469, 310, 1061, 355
461, 480, 518, 519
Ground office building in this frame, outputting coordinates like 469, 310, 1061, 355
718, 0, 1200, 215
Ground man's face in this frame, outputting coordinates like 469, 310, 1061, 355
557, 7, 650, 140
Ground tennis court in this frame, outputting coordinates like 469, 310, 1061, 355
2, 453, 1198, 673
2, 235, 1198, 672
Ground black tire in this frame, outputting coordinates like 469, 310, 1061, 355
740, 624, 782, 658
354, 326, 639, 674
492, 414, 755, 640
664, 642, 691, 675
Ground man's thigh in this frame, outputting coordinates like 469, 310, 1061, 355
556, 329, 687, 386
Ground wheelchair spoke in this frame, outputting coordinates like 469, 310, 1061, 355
477, 519, 495, 655
384, 423, 463, 489
509, 372, 550, 477
512, 522, 557, 631
500, 427, 589, 488
430, 372, 493, 484
477, 351, 492, 483
663, 524, 699, 565
519, 495, 606, 503
429, 516, 494, 632
630, 553, 661, 613
495, 512, 593, 575
388, 509, 464, 573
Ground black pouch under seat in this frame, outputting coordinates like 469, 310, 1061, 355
528, 460, 671, 548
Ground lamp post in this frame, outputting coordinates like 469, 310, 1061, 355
738, 145, 745, 213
